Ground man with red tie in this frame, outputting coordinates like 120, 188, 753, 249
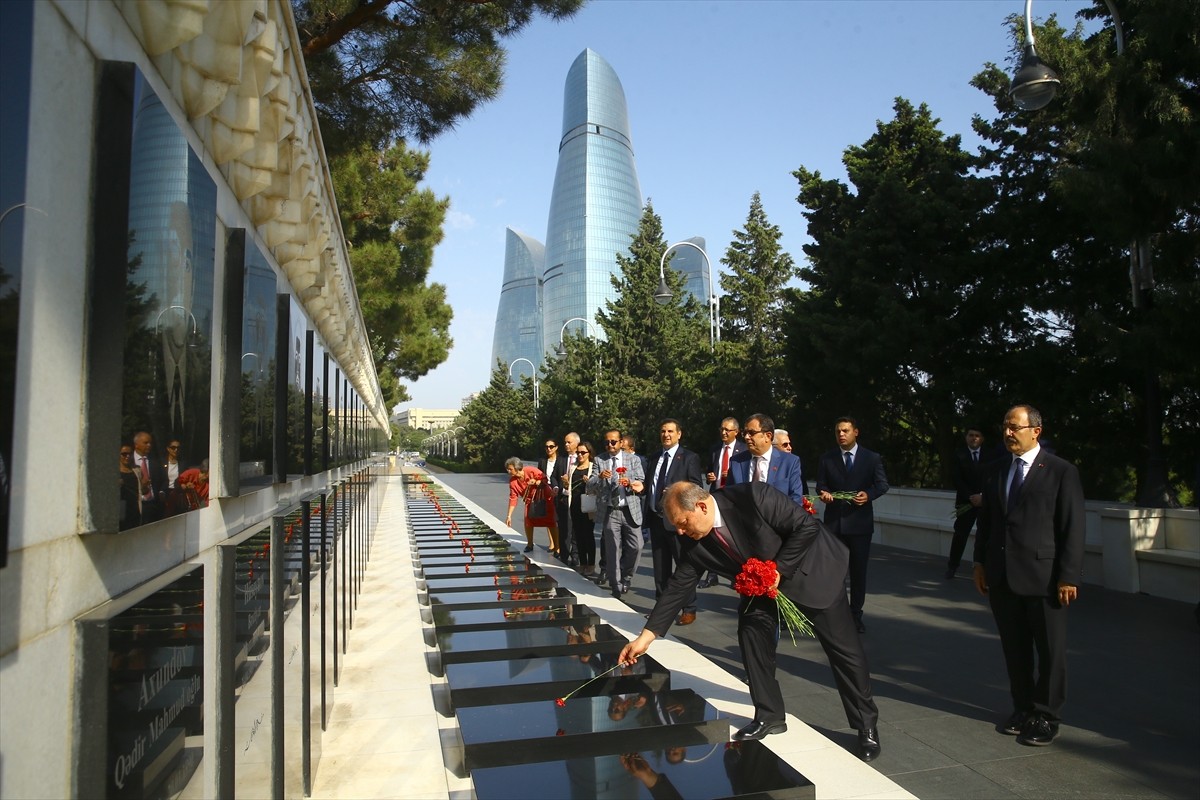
700, 417, 745, 587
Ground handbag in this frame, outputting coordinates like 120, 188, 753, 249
580, 491, 597, 514
528, 495, 547, 517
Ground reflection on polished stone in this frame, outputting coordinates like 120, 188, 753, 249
437, 622, 626, 665
446, 653, 668, 708
421, 574, 554, 593
421, 561, 537, 578
458, 688, 726, 770
470, 738, 814, 800
430, 603, 596, 634
428, 586, 572, 608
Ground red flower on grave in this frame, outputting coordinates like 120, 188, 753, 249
555, 728, 566, 736
555, 698, 566, 707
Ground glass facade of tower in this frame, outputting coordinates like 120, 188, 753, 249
669, 237, 711, 306
491, 228, 545, 380
541, 49, 642, 357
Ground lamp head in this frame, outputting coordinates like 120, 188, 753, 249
654, 277, 672, 306
1010, 43, 1060, 110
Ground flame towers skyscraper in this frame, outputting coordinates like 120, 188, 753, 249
540, 49, 642, 355
491, 49, 643, 375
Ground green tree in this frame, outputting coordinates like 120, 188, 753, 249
459, 363, 538, 470
588, 203, 713, 449
294, 0, 584, 152
787, 99, 1001, 487
971, 0, 1200, 504
331, 142, 453, 408
715, 192, 798, 420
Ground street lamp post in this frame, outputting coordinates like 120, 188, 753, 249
555, 317, 602, 407
655, 240, 720, 350
1007, 1, 1169, 506
508, 357, 539, 410
451, 426, 465, 458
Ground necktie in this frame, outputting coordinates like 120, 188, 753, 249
654, 453, 670, 510
1008, 458, 1025, 505
972, 450, 979, 463
751, 456, 761, 482
710, 526, 740, 563
719, 445, 730, 488
844, 451, 854, 470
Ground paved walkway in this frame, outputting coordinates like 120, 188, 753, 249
314, 470, 1199, 799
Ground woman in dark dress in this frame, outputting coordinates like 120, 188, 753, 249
568, 441, 598, 575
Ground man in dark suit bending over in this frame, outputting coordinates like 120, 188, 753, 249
974, 405, 1083, 747
618, 481, 882, 762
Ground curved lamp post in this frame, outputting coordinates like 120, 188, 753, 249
1009, 0, 1062, 110
555, 317, 602, 407
655, 240, 720, 350
1010, 0, 1125, 111
508, 357, 539, 410
451, 426, 466, 458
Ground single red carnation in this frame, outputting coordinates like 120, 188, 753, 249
556, 728, 566, 736
555, 698, 566, 707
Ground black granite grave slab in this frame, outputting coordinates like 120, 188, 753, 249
420, 574, 555, 594
457, 688, 725, 770
413, 536, 508, 551
421, 562, 539, 579
445, 653, 668, 708
429, 603, 598, 634
437, 622, 626, 665
427, 587, 573, 612
415, 554, 523, 566
470, 738, 814, 800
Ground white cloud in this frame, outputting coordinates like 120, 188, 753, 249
446, 209, 476, 230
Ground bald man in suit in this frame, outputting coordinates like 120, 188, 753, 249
619, 481, 881, 761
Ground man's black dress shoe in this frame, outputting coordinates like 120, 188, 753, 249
944, 567, 957, 579
858, 728, 881, 762
732, 720, 787, 741
999, 710, 1028, 736
1017, 714, 1058, 746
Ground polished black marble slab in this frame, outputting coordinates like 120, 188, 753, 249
413, 536, 509, 551
471, 738, 814, 800
418, 549, 523, 562
458, 688, 725, 770
427, 587, 573, 612
421, 574, 555, 594
445, 653, 668, 708
437, 622, 626, 665
429, 603, 597, 634
421, 562, 539, 579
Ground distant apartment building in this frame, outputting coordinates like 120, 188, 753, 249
393, 407, 460, 431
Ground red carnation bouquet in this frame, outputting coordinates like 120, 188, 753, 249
734, 558, 814, 644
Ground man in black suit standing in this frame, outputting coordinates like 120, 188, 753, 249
541, 432, 577, 563
974, 404, 1083, 747
132, 430, 167, 524
946, 426, 990, 579
645, 418, 704, 624
816, 417, 889, 633
618, 481, 881, 761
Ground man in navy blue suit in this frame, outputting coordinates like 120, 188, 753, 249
645, 418, 704, 624
727, 414, 805, 505
817, 417, 889, 633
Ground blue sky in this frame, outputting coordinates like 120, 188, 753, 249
405, 0, 1092, 411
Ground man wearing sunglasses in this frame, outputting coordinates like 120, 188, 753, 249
727, 414, 805, 505
589, 429, 646, 598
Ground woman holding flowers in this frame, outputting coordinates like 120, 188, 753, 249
504, 456, 559, 554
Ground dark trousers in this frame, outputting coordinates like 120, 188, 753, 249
556, 499, 576, 558
570, 506, 595, 567
988, 578, 1069, 720
738, 590, 878, 730
836, 532, 872, 620
947, 506, 978, 570
648, 513, 696, 613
